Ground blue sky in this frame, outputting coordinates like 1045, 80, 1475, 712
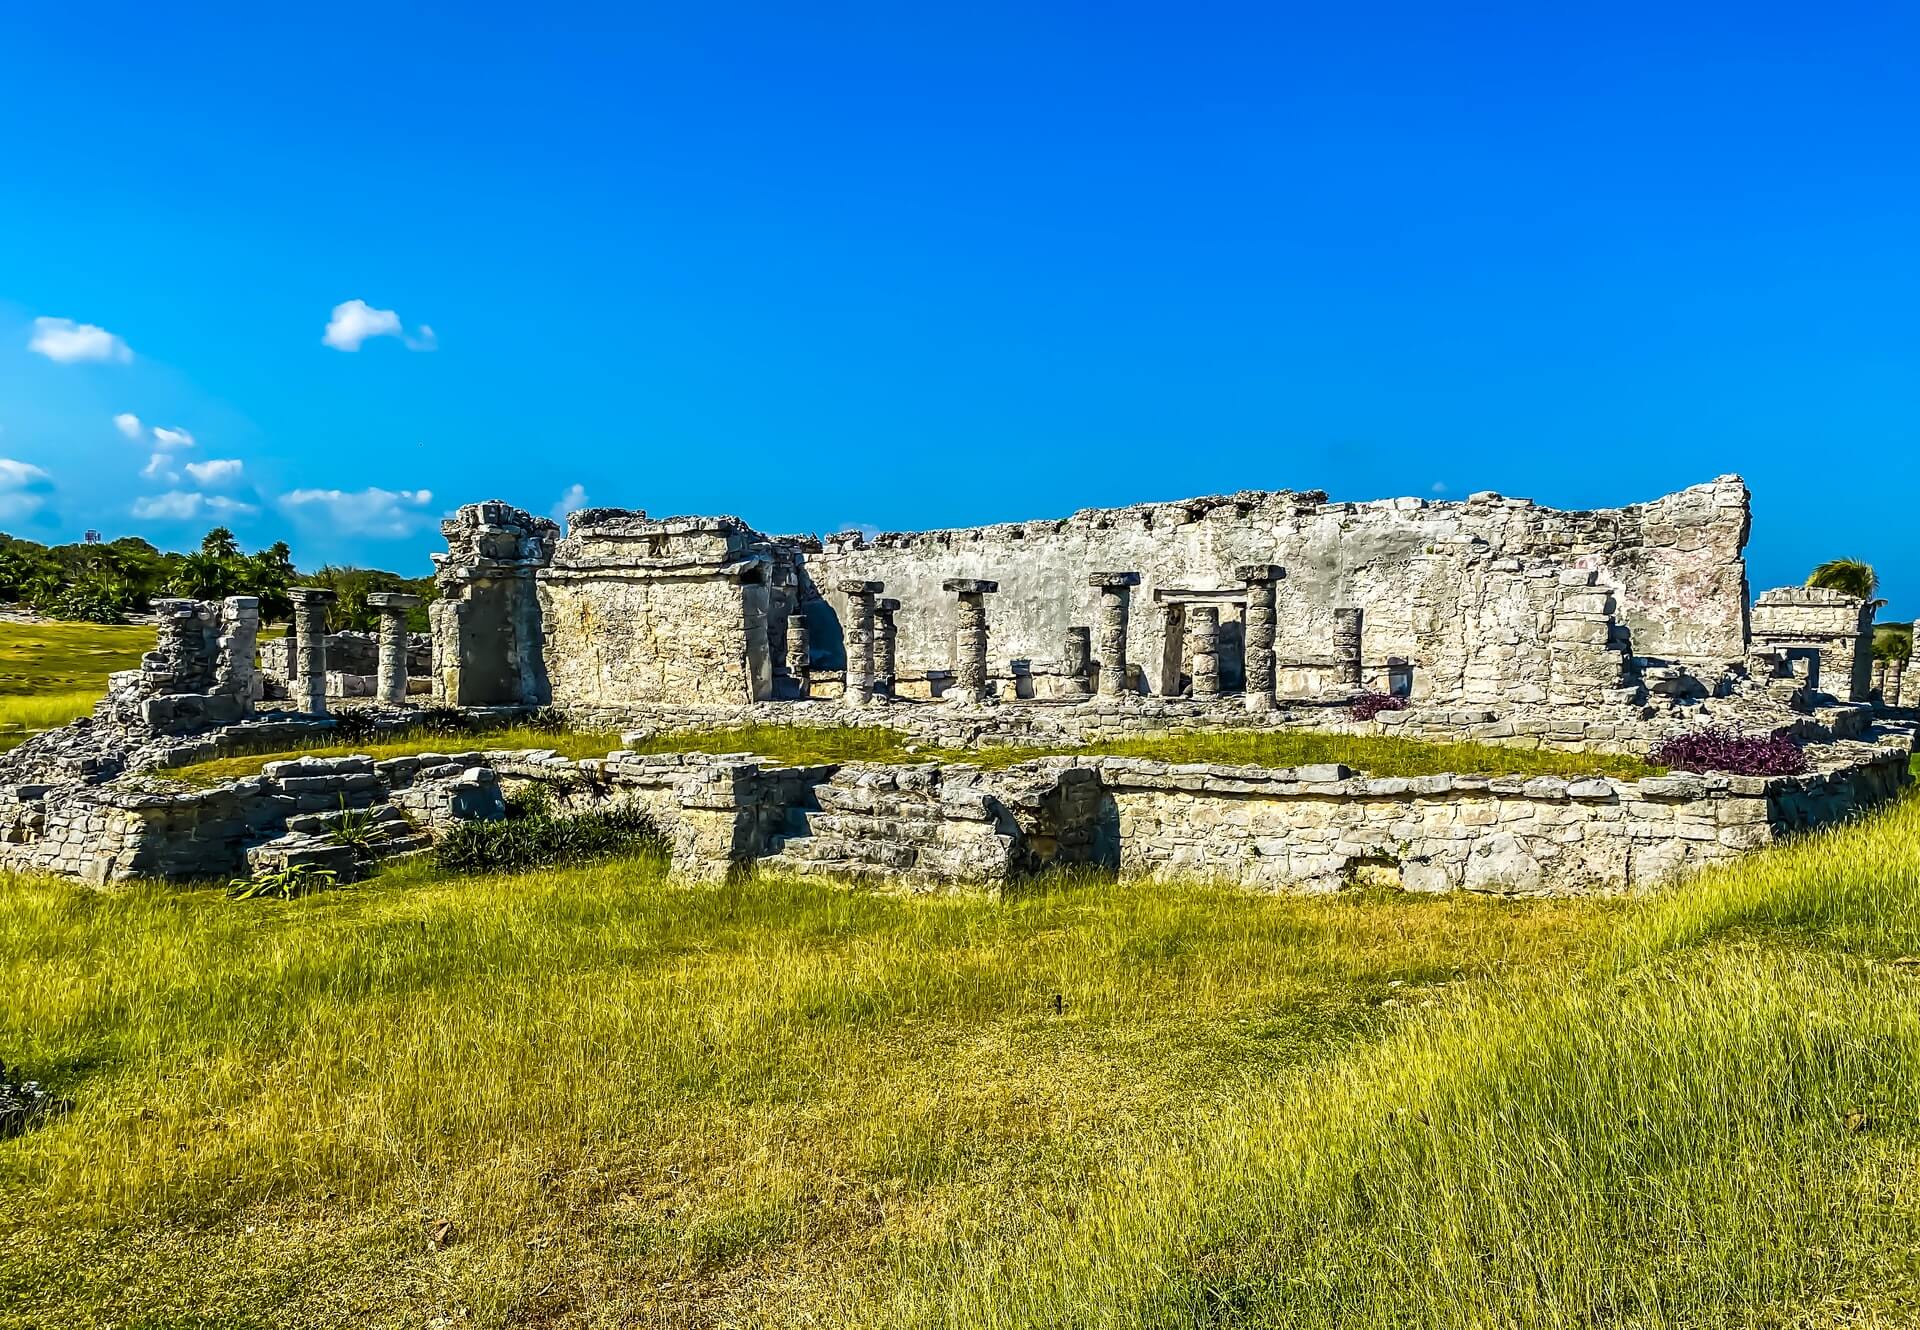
1, 4, 1915, 610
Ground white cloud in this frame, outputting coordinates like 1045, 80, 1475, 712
151, 425, 196, 450
29, 316, 133, 364
141, 452, 179, 484
279, 486, 435, 537
1431, 482, 1448, 495
114, 412, 144, 440
323, 299, 435, 352
131, 491, 257, 522
184, 458, 244, 487
551, 483, 589, 522
0, 458, 53, 522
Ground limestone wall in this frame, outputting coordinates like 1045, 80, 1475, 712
9, 723, 1905, 890
1750, 586, 1875, 703
1095, 749, 1908, 893
792, 478, 1751, 703
534, 510, 786, 707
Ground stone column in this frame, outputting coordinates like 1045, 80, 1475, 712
1237, 564, 1283, 712
366, 591, 423, 707
837, 580, 883, 707
216, 596, 261, 710
785, 613, 812, 697
943, 578, 999, 704
288, 587, 338, 716
1333, 607, 1363, 692
1060, 627, 1093, 697
1888, 657, 1906, 708
874, 598, 901, 698
1186, 606, 1221, 699
1090, 572, 1141, 697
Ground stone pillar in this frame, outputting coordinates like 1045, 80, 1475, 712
874, 598, 900, 698
785, 613, 812, 697
1333, 607, 1363, 692
216, 596, 261, 710
1090, 572, 1141, 697
288, 587, 338, 716
1888, 657, 1906, 708
1237, 564, 1283, 712
366, 591, 423, 707
1186, 606, 1221, 699
837, 580, 883, 707
1060, 627, 1093, 697
943, 578, 999, 704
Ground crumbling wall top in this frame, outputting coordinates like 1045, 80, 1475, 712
548, 507, 779, 577
433, 502, 559, 583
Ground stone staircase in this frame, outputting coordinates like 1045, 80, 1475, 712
248, 804, 434, 880
765, 764, 1023, 888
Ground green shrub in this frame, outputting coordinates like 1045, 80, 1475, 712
432, 794, 662, 874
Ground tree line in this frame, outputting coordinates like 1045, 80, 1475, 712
0, 526, 435, 632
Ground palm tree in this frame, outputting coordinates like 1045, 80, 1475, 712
171, 551, 240, 600
199, 526, 241, 561
1807, 558, 1879, 603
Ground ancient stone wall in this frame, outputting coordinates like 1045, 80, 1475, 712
430, 503, 559, 706
100, 597, 260, 735
1096, 746, 1907, 893
535, 510, 789, 707
791, 478, 1750, 704
1750, 586, 1875, 703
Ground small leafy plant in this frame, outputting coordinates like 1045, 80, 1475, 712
1650, 725, 1807, 777
433, 791, 660, 875
1350, 691, 1409, 722
327, 803, 385, 859
228, 864, 340, 900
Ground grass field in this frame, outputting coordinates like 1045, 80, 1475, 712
5, 797, 1920, 1328
4, 620, 1909, 1326
0, 620, 151, 750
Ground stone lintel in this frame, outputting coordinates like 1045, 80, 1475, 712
1089, 571, 1142, 589
366, 591, 423, 611
942, 579, 999, 595
1152, 586, 1248, 605
1235, 564, 1286, 584
288, 587, 339, 606
837, 579, 884, 596
876, 598, 902, 613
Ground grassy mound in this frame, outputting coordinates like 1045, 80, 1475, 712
5, 794, 1919, 1326
168, 721, 1660, 786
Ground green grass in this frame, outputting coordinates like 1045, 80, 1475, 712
168, 724, 630, 785
0, 691, 102, 753
0, 620, 152, 696
0, 621, 153, 750
7, 795, 1920, 1326
1075, 727, 1660, 779
169, 721, 1660, 786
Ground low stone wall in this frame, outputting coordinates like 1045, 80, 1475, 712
7, 723, 1907, 894
1085, 742, 1909, 893
0, 751, 493, 884
497, 748, 834, 880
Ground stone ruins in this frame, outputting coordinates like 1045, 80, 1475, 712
2, 474, 1911, 892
